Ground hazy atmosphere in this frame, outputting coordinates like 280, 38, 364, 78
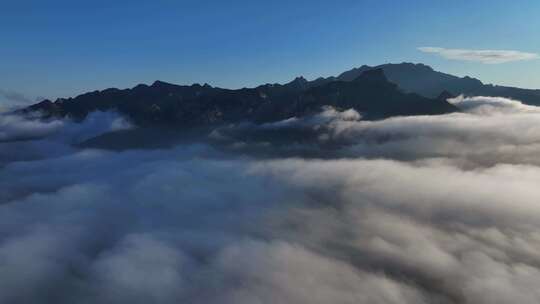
2, 1, 540, 304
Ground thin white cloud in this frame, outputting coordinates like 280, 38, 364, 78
418, 47, 539, 64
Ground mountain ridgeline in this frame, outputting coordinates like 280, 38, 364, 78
22, 63, 540, 128
22, 68, 458, 126
336, 63, 540, 105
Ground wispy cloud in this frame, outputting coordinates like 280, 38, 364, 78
418, 47, 539, 64
0, 89, 32, 104
0, 89, 36, 112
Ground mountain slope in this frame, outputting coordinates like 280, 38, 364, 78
21, 69, 458, 126
336, 63, 540, 105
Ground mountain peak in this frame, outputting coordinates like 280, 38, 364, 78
151, 80, 174, 88
397, 62, 434, 71
284, 76, 309, 89
290, 76, 308, 84
18, 99, 61, 117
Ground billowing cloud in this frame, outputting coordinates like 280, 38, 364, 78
418, 47, 539, 64
211, 96, 540, 166
1, 96, 540, 303
0, 111, 133, 166
448, 95, 540, 114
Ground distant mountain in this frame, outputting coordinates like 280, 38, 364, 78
21, 69, 458, 126
335, 63, 540, 105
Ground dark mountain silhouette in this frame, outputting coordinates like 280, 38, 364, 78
20, 69, 458, 127
292, 69, 457, 118
334, 63, 540, 105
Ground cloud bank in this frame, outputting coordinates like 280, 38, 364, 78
418, 47, 539, 64
2, 97, 540, 303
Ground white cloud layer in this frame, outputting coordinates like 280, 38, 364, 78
418, 47, 539, 64
2, 97, 540, 303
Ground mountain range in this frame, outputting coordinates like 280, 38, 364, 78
335, 63, 540, 105
20, 63, 540, 128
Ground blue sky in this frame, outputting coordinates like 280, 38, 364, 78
1, 0, 540, 105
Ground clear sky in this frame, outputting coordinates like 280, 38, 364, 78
1, 0, 540, 106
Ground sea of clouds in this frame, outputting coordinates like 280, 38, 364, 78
1, 96, 540, 304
